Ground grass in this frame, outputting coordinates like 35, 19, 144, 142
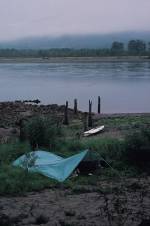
0, 142, 31, 164
0, 137, 125, 195
0, 115, 150, 195
96, 115, 150, 132
0, 165, 57, 195
0, 141, 58, 195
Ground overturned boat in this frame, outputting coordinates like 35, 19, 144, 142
84, 125, 104, 137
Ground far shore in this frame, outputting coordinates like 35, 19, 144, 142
0, 56, 150, 63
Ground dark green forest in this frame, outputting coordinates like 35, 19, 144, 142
0, 40, 150, 58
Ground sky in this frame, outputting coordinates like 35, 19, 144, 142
0, 0, 150, 41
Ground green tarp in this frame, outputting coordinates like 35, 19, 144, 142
13, 150, 88, 182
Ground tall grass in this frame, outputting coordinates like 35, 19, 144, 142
124, 128, 150, 170
0, 165, 56, 195
0, 141, 30, 164
0, 141, 58, 195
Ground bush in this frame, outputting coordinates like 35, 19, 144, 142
0, 165, 56, 195
124, 129, 150, 170
25, 116, 62, 149
0, 142, 30, 164
82, 137, 124, 162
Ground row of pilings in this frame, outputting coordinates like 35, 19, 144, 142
19, 96, 101, 142
63, 96, 101, 130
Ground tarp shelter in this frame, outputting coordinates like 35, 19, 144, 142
13, 150, 89, 182
78, 151, 100, 174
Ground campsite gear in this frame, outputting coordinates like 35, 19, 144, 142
84, 125, 104, 137
13, 150, 88, 182
78, 151, 100, 174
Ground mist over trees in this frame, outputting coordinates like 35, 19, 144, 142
0, 39, 149, 58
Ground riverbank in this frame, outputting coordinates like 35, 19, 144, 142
0, 101, 150, 142
0, 56, 150, 63
1, 101, 150, 226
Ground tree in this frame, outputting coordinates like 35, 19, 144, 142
111, 42, 124, 55
128, 40, 146, 55
148, 42, 150, 53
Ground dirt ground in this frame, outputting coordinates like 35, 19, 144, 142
0, 178, 150, 226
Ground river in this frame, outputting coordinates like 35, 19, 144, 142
0, 61, 150, 113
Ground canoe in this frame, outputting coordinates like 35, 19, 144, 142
84, 125, 104, 137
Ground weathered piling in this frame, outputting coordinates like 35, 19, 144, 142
83, 112, 88, 131
63, 101, 69, 125
88, 100, 93, 127
18, 118, 26, 142
98, 96, 101, 114
74, 98, 78, 114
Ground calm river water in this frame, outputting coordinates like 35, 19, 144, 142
0, 61, 150, 113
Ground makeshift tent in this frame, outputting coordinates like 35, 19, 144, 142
13, 150, 88, 182
78, 151, 100, 174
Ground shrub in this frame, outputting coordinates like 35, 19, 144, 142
124, 129, 150, 170
0, 142, 30, 164
0, 165, 57, 195
82, 137, 124, 162
25, 116, 62, 149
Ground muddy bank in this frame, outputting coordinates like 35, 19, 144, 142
0, 56, 150, 63
0, 101, 74, 127
0, 101, 77, 143
0, 178, 150, 226
0, 101, 150, 143
1, 101, 150, 127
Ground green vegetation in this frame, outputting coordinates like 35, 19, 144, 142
0, 115, 150, 195
124, 129, 150, 170
24, 116, 62, 149
0, 39, 150, 58
0, 142, 58, 195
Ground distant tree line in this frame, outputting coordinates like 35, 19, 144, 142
0, 40, 150, 58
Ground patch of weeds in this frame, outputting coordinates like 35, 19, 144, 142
0, 142, 31, 164
0, 165, 57, 195
124, 128, 150, 170
24, 116, 62, 148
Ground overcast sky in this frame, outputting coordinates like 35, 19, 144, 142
0, 0, 150, 41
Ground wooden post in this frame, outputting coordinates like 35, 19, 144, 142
98, 96, 101, 114
19, 118, 26, 142
83, 112, 88, 131
74, 98, 78, 114
63, 101, 69, 125
88, 100, 93, 127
